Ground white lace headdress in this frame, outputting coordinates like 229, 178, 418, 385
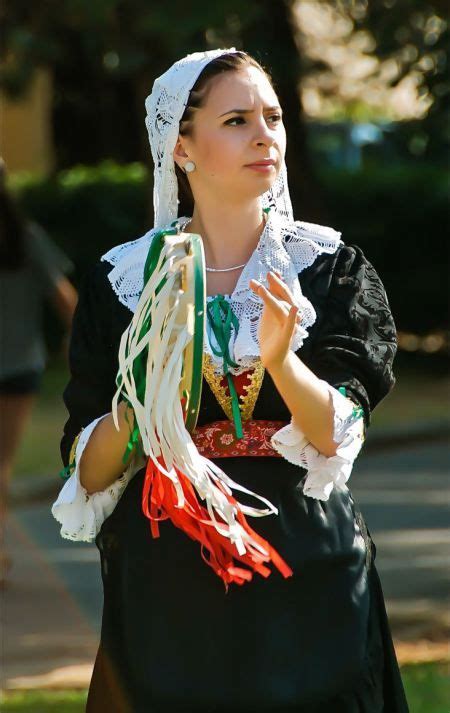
144, 48, 294, 227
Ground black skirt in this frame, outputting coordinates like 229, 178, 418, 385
85, 460, 409, 713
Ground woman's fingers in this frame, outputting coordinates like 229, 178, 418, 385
266, 271, 296, 305
250, 276, 302, 325
249, 279, 286, 322
287, 304, 300, 333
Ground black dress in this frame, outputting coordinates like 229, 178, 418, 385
60, 242, 410, 712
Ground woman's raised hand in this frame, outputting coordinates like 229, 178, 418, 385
249, 271, 302, 371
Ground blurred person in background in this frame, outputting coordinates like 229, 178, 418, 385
0, 157, 78, 585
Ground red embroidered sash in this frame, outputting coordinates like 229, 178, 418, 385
192, 419, 289, 458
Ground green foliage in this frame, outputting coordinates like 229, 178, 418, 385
348, 1, 449, 160
9, 160, 151, 279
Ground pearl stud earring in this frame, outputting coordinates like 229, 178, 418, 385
184, 160, 196, 173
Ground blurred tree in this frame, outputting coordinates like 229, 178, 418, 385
1, 1, 325, 217
295, 0, 448, 161
1, 0, 447, 194
0, 1, 255, 168
240, 0, 326, 218
343, 0, 449, 161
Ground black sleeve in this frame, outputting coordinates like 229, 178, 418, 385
60, 261, 123, 467
309, 244, 398, 431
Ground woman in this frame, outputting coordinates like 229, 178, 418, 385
0, 158, 77, 585
52, 49, 409, 712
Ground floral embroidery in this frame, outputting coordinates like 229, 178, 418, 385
192, 419, 289, 458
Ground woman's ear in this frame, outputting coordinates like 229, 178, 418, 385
173, 137, 189, 170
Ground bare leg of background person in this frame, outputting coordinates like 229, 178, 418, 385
0, 393, 37, 584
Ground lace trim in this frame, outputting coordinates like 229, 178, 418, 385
270, 381, 365, 501
101, 209, 342, 375
52, 415, 142, 542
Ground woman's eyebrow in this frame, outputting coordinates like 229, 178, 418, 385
218, 106, 282, 117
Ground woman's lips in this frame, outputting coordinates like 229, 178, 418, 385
245, 161, 276, 173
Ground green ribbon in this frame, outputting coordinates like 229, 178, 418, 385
119, 226, 178, 467
206, 295, 244, 439
338, 385, 364, 419
59, 461, 75, 481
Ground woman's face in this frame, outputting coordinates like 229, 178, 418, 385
174, 66, 286, 205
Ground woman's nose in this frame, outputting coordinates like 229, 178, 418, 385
252, 118, 276, 147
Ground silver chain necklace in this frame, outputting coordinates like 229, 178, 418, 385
205, 262, 247, 273
181, 212, 267, 272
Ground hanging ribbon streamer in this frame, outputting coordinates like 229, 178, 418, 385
118, 225, 179, 466
206, 295, 244, 439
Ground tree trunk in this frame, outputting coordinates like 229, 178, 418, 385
242, 0, 328, 222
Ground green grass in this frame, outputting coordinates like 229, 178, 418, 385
11, 356, 450, 480
401, 660, 450, 713
0, 689, 87, 712
0, 662, 449, 711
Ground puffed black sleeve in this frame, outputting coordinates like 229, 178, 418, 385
309, 244, 398, 431
60, 261, 123, 468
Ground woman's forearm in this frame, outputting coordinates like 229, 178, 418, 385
267, 351, 338, 457
79, 401, 137, 494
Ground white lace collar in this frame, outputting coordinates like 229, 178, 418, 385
101, 208, 343, 375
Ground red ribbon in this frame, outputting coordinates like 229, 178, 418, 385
142, 455, 293, 591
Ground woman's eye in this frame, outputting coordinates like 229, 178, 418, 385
268, 114, 282, 124
224, 114, 281, 126
225, 116, 244, 126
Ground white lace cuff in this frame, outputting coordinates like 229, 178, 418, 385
51, 414, 139, 542
270, 381, 366, 500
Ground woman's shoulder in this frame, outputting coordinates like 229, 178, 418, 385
279, 214, 351, 278
283, 215, 382, 299
87, 228, 159, 314
292, 218, 342, 247
286, 214, 374, 274
291, 218, 370, 267
100, 228, 156, 268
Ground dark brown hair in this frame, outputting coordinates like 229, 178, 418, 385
175, 51, 275, 217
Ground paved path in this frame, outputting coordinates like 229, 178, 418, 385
350, 440, 450, 642
1, 439, 449, 690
